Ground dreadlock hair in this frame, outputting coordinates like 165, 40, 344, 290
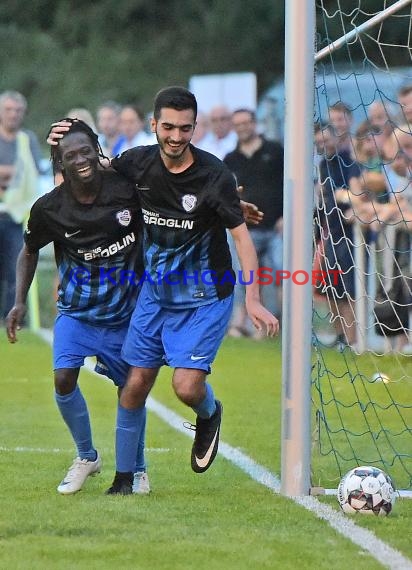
48, 118, 108, 177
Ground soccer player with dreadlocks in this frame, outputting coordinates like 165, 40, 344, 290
6, 118, 149, 496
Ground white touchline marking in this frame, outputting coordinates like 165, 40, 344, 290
294, 496, 412, 570
0, 446, 71, 454
147, 397, 281, 492
36, 329, 412, 570
0, 446, 170, 454
146, 401, 412, 570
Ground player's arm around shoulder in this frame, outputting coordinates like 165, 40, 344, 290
229, 223, 279, 337
239, 196, 264, 225
6, 245, 39, 343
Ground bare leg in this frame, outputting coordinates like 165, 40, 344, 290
120, 366, 159, 409
172, 367, 207, 407
54, 367, 79, 395
337, 299, 357, 345
328, 294, 356, 346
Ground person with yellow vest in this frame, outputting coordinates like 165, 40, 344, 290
0, 90, 40, 320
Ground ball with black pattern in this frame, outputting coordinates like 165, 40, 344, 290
337, 466, 396, 516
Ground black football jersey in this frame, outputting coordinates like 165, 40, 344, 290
112, 145, 244, 307
25, 170, 143, 325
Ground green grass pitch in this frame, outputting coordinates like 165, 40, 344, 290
1, 331, 411, 569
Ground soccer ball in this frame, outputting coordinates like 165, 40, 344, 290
337, 466, 396, 516
371, 372, 390, 384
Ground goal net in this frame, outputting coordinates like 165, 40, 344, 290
312, 0, 412, 494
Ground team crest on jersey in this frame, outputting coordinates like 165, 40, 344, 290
116, 209, 131, 227
182, 194, 197, 212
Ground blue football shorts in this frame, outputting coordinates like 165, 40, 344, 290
121, 285, 234, 373
53, 313, 130, 387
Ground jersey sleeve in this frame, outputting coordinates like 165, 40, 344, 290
24, 198, 52, 252
111, 150, 136, 181
111, 147, 148, 183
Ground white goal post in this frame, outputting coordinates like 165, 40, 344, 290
281, 0, 412, 497
281, 0, 315, 497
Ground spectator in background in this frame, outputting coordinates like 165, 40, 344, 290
387, 86, 412, 194
354, 120, 390, 203
0, 90, 40, 320
367, 101, 397, 172
380, 124, 412, 206
96, 101, 122, 157
191, 111, 209, 147
198, 105, 237, 159
224, 109, 284, 338
0, 91, 43, 175
397, 84, 412, 126
355, 120, 382, 173
314, 121, 328, 187
329, 101, 354, 154
316, 123, 363, 348
356, 129, 412, 352
66, 108, 98, 132
112, 104, 155, 155
358, 127, 412, 227
368, 101, 395, 147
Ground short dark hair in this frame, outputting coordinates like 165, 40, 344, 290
232, 108, 256, 121
153, 86, 197, 121
49, 118, 106, 176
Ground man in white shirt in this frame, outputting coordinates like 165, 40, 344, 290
198, 105, 237, 160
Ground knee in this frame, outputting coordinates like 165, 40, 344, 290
173, 377, 203, 407
126, 371, 153, 396
120, 368, 157, 409
54, 369, 78, 395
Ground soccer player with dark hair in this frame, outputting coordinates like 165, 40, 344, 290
6, 118, 149, 496
108, 86, 279, 488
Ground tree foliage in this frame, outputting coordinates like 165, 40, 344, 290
2, 1, 407, 142
0, 0, 285, 139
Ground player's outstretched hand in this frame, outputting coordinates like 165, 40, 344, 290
245, 299, 279, 337
46, 121, 72, 145
6, 303, 27, 343
240, 200, 264, 225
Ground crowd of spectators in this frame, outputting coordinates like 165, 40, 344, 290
3, 83, 412, 350
315, 86, 412, 351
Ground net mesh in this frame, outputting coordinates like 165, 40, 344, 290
312, 0, 412, 490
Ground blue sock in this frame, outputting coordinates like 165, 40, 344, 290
135, 407, 147, 473
116, 402, 146, 473
54, 386, 96, 461
192, 382, 216, 419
